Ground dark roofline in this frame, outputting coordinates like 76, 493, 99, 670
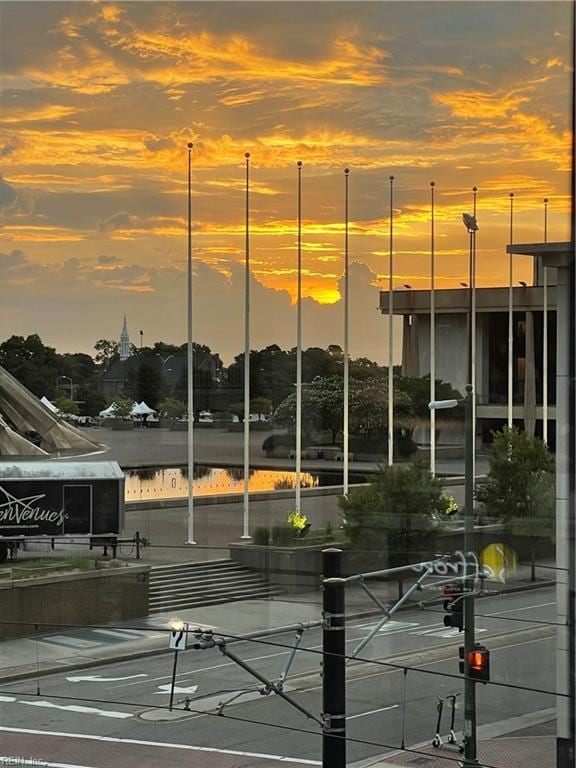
506, 241, 570, 256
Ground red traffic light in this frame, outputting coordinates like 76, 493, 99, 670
468, 650, 486, 671
467, 646, 490, 682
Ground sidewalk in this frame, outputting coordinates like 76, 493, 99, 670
352, 709, 556, 768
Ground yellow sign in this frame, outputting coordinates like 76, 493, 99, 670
480, 543, 518, 583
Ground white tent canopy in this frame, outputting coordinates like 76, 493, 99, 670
131, 401, 156, 416
40, 395, 59, 413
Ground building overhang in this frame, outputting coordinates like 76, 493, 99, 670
379, 284, 556, 316
506, 241, 572, 269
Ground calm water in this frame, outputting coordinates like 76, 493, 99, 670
125, 465, 366, 502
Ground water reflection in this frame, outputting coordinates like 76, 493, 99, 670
125, 465, 364, 502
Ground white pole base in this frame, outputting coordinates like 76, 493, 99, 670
240, 534, 252, 540
185, 540, 197, 545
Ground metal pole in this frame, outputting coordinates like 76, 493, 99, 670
388, 175, 395, 466
543, 197, 549, 445
472, 187, 478, 489
169, 649, 179, 711
296, 161, 303, 513
462, 383, 478, 767
322, 547, 342, 579
186, 142, 196, 544
322, 577, 346, 768
242, 153, 252, 539
430, 181, 436, 476
343, 168, 350, 495
508, 192, 514, 430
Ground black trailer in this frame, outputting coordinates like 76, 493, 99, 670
0, 461, 124, 562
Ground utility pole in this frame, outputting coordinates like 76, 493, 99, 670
462, 383, 478, 767
322, 575, 346, 768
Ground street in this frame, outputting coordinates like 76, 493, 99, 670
0, 586, 556, 767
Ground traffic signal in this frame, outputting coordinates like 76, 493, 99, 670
459, 644, 490, 682
443, 584, 464, 631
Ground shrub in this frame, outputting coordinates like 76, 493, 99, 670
270, 525, 295, 546
253, 527, 270, 546
339, 461, 440, 566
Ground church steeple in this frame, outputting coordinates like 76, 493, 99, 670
119, 315, 131, 361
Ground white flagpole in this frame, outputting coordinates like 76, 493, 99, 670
472, 186, 478, 488
295, 161, 303, 513
543, 197, 549, 444
241, 152, 252, 539
507, 192, 514, 430
430, 181, 436, 476
186, 142, 196, 544
343, 168, 350, 495
388, 175, 395, 466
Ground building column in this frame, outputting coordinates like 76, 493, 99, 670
523, 310, 536, 436
401, 315, 420, 377
556, 265, 572, 763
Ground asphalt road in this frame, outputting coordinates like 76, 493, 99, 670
0, 587, 556, 767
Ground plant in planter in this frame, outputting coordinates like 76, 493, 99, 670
287, 510, 311, 538
339, 460, 441, 567
475, 426, 554, 581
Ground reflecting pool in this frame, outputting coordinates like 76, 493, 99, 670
125, 465, 366, 502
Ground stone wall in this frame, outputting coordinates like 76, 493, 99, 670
0, 565, 150, 638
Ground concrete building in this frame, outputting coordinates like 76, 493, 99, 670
379, 241, 570, 446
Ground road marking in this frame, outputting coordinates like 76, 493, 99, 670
66, 674, 148, 683
0, 761, 96, 768
0, 695, 16, 702
0, 726, 322, 765
154, 684, 198, 695
347, 704, 399, 720
21, 701, 133, 719
487, 601, 555, 617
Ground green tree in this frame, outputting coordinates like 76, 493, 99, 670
53, 397, 80, 416
0, 334, 61, 396
273, 375, 414, 447
94, 339, 119, 367
475, 427, 555, 580
157, 397, 187, 419
250, 397, 273, 419
339, 461, 440, 566
110, 397, 134, 418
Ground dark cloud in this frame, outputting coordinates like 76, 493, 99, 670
97, 254, 120, 264
0, 136, 23, 158
98, 211, 133, 232
0, 177, 18, 212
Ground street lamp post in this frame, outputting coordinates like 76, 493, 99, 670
543, 197, 549, 445
57, 375, 74, 401
186, 141, 196, 545
388, 175, 395, 466
429, 386, 477, 767
430, 182, 436, 476
508, 192, 515, 430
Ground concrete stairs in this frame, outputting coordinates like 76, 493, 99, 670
148, 559, 282, 613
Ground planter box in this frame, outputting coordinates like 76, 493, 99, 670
0, 564, 150, 638
229, 542, 390, 593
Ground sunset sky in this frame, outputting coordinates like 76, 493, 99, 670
0, 1, 572, 364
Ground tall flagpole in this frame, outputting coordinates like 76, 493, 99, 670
388, 175, 395, 466
241, 152, 252, 539
472, 186, 478, 488
295, 161, 303, 513
543, 197, 549, 444
343, 168, 350, 495
508, 192, 514, 430
186, 142, 196, 544
430, 181, 436, 476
